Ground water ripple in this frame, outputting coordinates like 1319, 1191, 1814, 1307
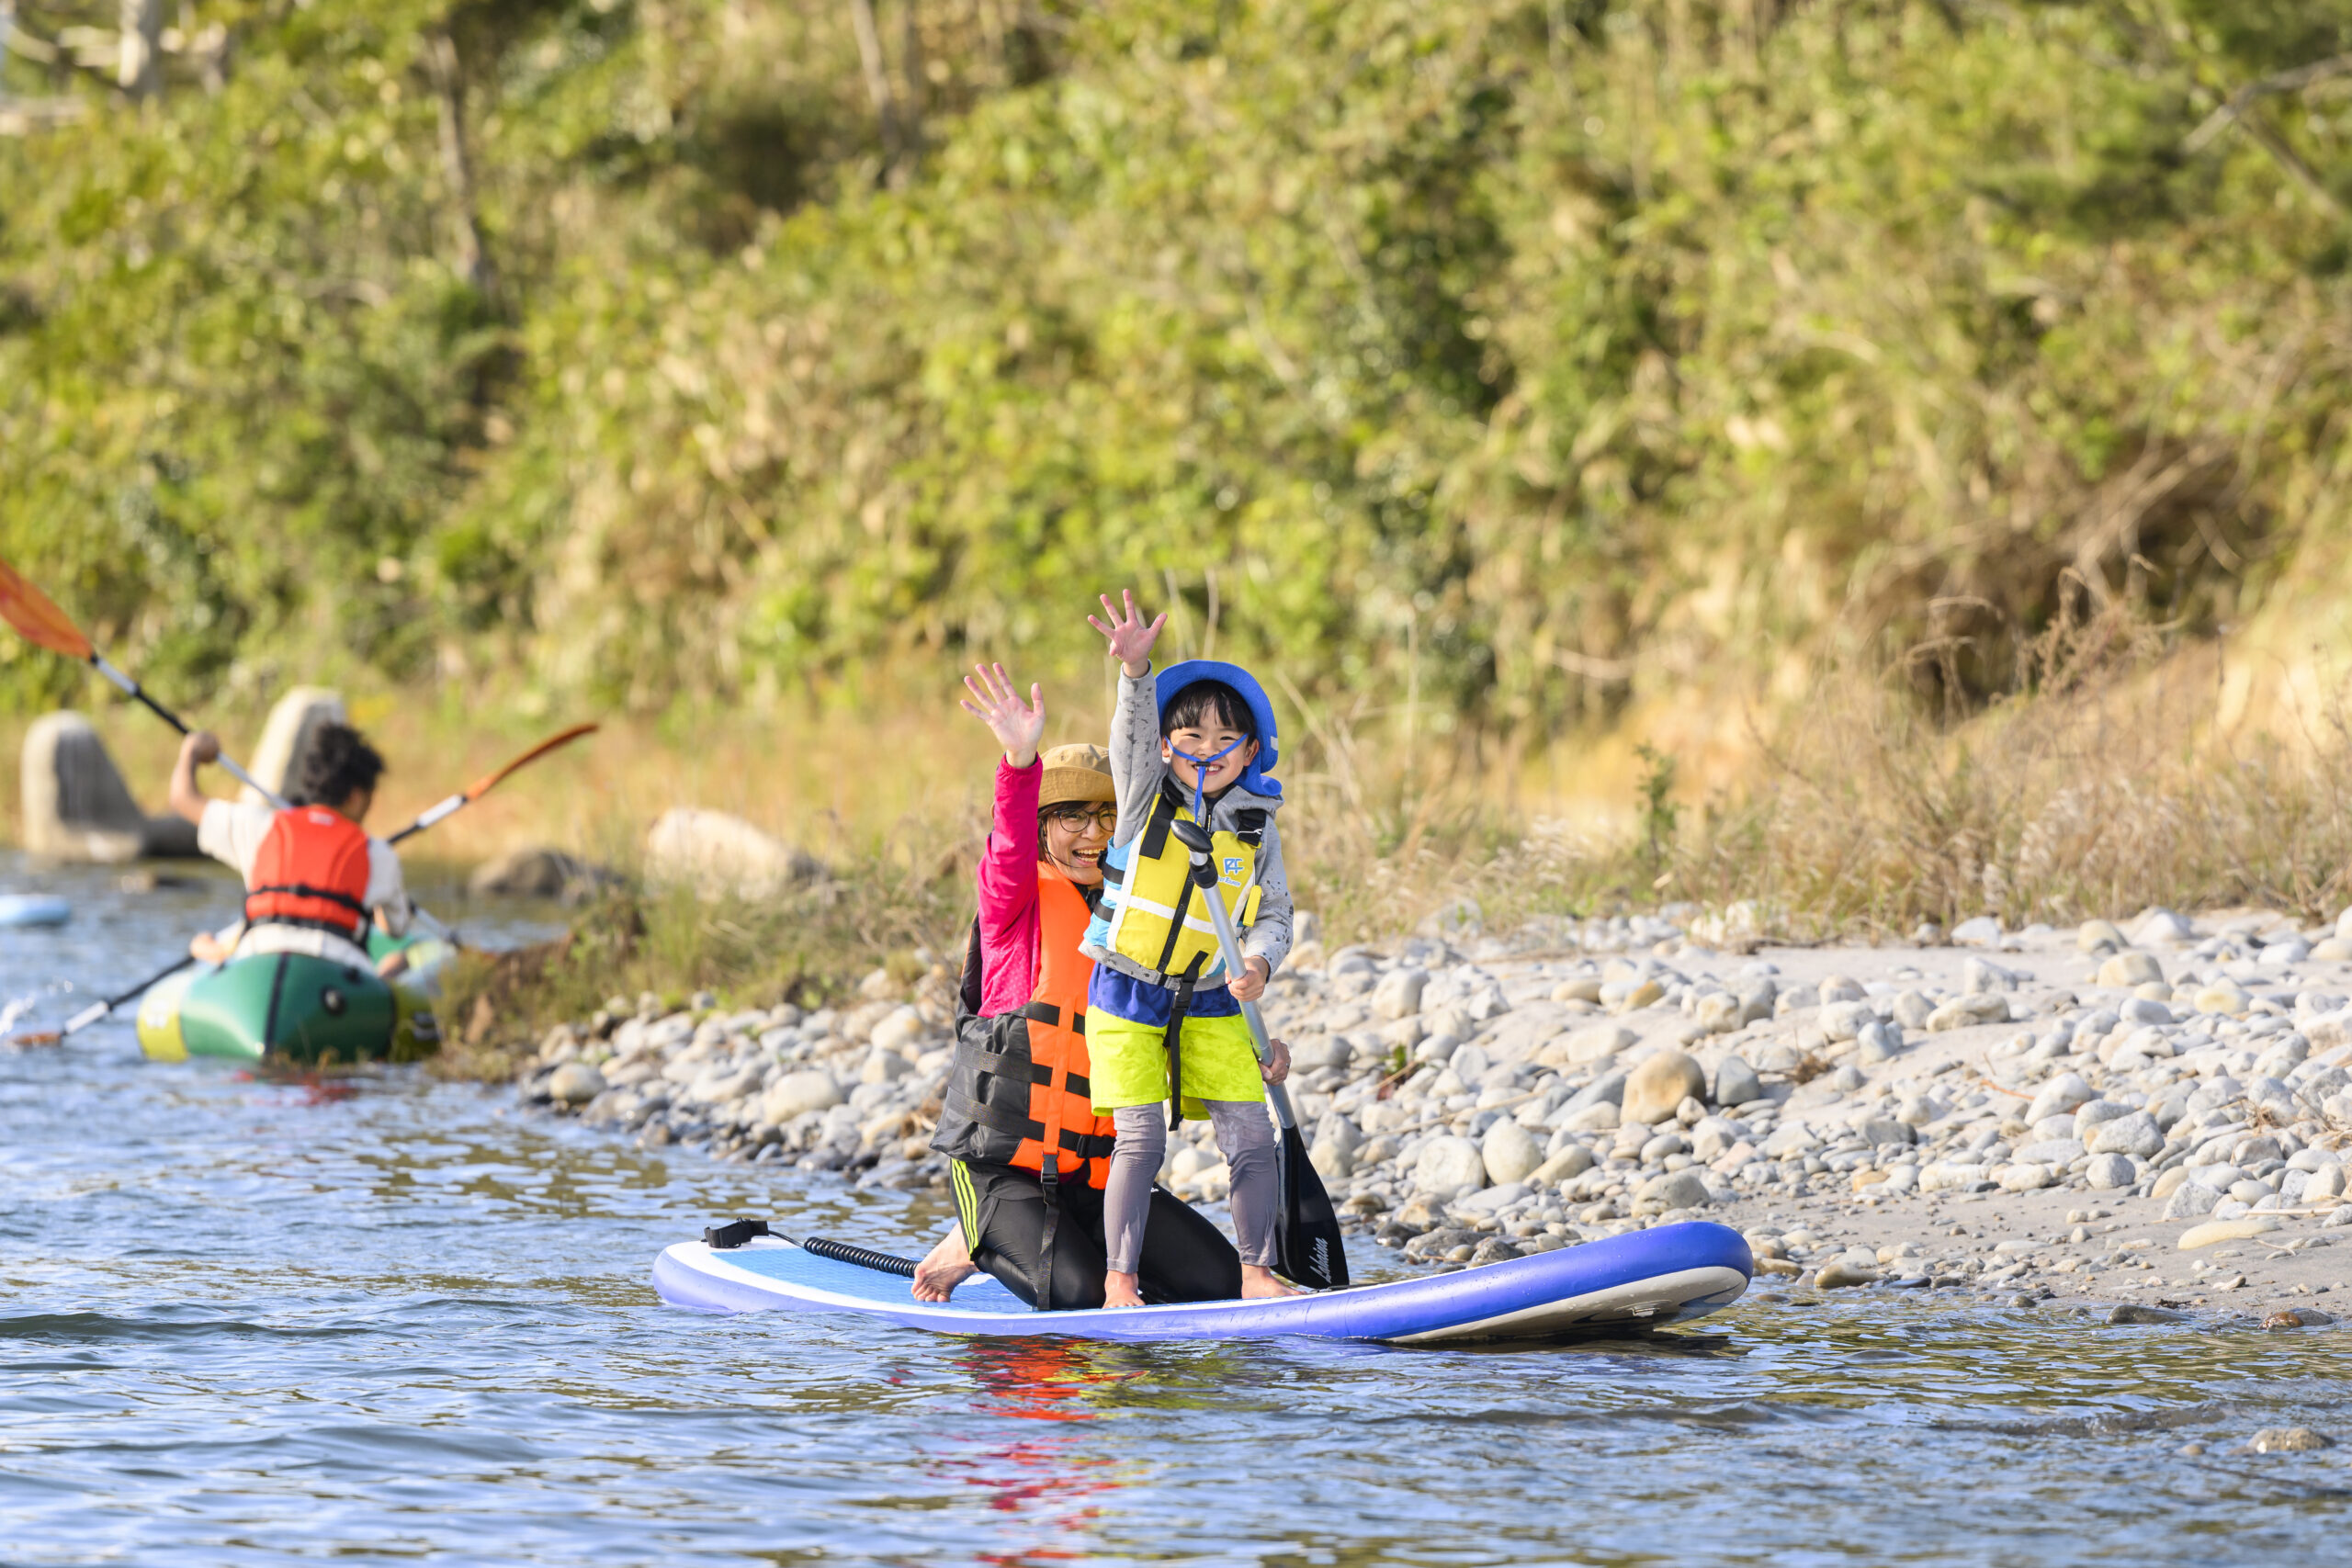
3, 854, 2350, 1564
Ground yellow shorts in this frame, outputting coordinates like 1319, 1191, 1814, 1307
1085, 1008, 1266, 1115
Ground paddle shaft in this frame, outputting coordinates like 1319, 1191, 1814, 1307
384, 723, 597, 844
56, 953, 199, 1037
1175, 833, 1298, 1133
1178, 827, 1351, 1290
90, 654, 288, 808
385, 795, 465, 845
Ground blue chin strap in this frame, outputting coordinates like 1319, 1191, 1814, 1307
1169, 734, 1247, 824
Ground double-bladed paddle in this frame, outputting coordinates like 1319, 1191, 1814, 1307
385, 722, 597, 844
1170, 818, 1351, 1291
8, 955, 199, 1048
0, 556, 288, 807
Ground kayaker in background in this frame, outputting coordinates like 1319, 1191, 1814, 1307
914, 661, 1243, 1310
167, 724, 415, 978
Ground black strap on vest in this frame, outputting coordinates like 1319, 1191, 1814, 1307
1161, 953, 1205, 1132
247, 881, 368, 914
250, 915, 371, 939
1033, 1149, 1061, 1308
1139, 787, 1177, 861
1021, 1000, 1085, 1035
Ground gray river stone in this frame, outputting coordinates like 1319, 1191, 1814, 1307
762, 1070, 844, 1123
1413, 1135, 1487, 1195
1481, 1121, 1544, 1186
548, 1062, 606, 1107
2084, 1153, 2137, 1189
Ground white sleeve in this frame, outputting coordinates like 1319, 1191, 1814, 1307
1109, 669, 1167, 847
197, 799, 280, 883
365, 840, 412, 938
1241, 819, 1294, 975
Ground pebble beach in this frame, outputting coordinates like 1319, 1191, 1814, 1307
518, 903, 2352, 1324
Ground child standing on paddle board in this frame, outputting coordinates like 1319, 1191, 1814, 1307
1084, 590, 1299, 1306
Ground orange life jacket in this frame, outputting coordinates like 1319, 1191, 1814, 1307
243, 807, 371, 940
932, 863, 1119, 1188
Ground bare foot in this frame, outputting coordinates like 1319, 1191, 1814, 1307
1240, 1265, 1307, 1300
911, 1230, 978, 1303
1102, 1269, 1145, 1309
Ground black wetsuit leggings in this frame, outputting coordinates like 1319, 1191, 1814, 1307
950, 1159, 1242, 1310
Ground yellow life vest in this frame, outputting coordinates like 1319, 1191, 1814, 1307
1095, 789, 1265, 984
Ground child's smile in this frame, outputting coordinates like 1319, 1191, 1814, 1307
1163, 724, 1259, 795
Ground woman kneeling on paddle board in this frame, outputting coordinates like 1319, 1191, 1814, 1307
914, 663, 1244, 1310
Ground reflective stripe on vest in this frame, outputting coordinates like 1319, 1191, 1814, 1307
1096, 791, 1261, 986
933, 863, 1118, 1187
243, 807, 372, 941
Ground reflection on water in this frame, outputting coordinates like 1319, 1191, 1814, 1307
3, 855, 2349, 1565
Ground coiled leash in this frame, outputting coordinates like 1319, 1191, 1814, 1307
702, 1218, 919, 1278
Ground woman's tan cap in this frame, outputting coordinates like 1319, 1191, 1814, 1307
1039, 742, 1116, 807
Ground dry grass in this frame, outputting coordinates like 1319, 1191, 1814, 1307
1669, 649, 2352, 941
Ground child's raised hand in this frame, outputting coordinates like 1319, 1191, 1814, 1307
1089, 589, 1166, 678
958, 662, 1046, 767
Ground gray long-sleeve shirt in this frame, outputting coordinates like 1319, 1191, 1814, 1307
1101, 666, 1294, 980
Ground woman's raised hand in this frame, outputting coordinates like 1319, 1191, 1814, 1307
1089, 589, 1166, 678
958, 662, 1046, 767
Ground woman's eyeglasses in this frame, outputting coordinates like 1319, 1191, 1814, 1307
1046, 805, 1119, 831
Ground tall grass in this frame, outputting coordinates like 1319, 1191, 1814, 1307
1671, 650, 2352, 942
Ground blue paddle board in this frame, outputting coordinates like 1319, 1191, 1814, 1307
652, 1222, 1752, 1343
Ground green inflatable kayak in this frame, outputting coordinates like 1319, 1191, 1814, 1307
136, 929, 452, 1066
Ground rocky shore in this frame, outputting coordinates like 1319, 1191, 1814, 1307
514, 904, 2352, 1314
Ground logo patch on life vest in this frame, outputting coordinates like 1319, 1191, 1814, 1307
1223, 856, 1243, 879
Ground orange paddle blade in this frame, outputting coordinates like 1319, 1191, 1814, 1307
462, 722, 599, 801
0, 558, 96, 661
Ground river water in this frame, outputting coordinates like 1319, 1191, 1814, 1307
3, 856, 2348, 1566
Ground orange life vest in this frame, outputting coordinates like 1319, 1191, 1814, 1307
243, 807, 372, 940
932, 863, 1119, 1188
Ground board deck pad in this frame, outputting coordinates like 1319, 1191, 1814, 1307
653, 1221, 1752, 1344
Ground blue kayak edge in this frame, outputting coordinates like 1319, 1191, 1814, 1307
653, 1221, 1753, 1343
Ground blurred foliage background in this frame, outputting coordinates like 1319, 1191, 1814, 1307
6, 0, 2352, 781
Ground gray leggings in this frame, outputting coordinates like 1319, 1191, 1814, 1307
1104, 1101, 1279, 1274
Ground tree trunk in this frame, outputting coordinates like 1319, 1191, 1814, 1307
424, 32, 497, 298
116, 0, 163, 98
897, 0, 925, 164
847, 0, 904, 175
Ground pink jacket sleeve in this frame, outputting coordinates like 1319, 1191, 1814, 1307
974, 758, 1044, 1017
977, 757, 1040, 936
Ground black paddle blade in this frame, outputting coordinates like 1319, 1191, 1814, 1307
1274, 1123, 1349, 1290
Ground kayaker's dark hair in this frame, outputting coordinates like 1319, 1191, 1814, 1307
296, 723, 387, 808
1161, 681, 1254, 740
